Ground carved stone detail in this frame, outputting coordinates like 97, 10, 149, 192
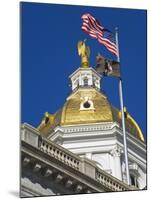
63, 124, 114, 133
44, 169, 53, 177
55, 174, 63, 183
65, 180, 73, 188
75, 184, 83, 192
110, 145, 122, 157
23, 157, 30, 166
33, 163, 41, 172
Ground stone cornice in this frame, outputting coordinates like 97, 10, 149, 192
49, 122, 117, 140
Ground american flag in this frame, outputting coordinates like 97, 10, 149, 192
81, 13, 118, 56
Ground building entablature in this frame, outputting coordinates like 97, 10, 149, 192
47, 123, 146, 156
55, 122, 118, 133
48, 122, 118, 140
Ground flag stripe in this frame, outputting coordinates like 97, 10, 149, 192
82, 22, 103, 37
98, 41, 117, 55
81, 13, 118, 56
82, 14, 104, 36
81, 24, 98, 38
82, 24, 100, 37
82, 20, 103, 36
87, 16, 103, 33
82, 27, 97, 39
82, 24, 117, 53
98, 35, 117, 50
82, 13, 104, 30
82, 31, 97, 39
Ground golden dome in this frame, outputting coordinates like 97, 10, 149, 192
61, 88, 113, 125
38, 88, 144, 142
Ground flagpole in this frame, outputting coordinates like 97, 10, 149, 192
115, 28, 130, 185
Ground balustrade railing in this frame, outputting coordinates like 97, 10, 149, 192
95, 168, 129, 191
39, 138, 80, 170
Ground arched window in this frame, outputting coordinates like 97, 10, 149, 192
83, 77, 88, 86
76, 80, 79, 87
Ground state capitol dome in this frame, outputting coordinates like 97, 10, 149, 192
38, 41, 144, 142
38, 86, 144, 142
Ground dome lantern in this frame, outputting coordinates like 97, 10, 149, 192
69, 40, 102, 92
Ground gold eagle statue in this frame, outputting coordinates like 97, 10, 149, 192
77, 40, 90, 68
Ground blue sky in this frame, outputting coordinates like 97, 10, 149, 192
21, 2, 147, 140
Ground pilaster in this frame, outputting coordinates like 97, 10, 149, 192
110, 145, 122, 180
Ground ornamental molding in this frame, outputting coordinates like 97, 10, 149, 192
55, 122, 117, 134
49, 123, 119, 141
110, 145, 123, 157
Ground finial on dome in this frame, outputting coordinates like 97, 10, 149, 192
77, 40, 90, 68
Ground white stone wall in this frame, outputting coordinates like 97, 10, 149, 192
49, 123, 147, 189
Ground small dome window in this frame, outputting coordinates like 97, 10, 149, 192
83, 101, 91, 108
80, 97, 95, 111
83, 77, 88, 86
